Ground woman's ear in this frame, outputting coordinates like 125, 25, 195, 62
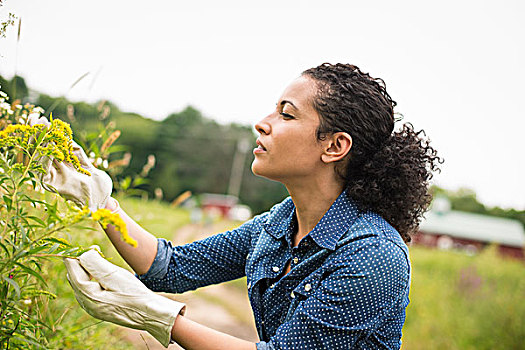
321, 132, 352, 163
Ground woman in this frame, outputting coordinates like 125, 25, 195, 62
62, 63, 441, 349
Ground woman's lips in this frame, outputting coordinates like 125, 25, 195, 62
254, 140, 267, 154
253, 145, 266, 154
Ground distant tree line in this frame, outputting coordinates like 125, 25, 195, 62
0, 74, 288, 214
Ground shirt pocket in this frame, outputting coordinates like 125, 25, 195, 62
282, 272, 323, 322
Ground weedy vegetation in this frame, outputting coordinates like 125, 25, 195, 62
0, 90, 137, 349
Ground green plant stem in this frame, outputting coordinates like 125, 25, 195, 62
7, 134, 48, 246
31, 253, 78, 259
32, 220, 79, 243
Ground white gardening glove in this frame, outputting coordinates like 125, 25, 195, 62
27, 113, 52, 129
64, 248, 185, 348
42, 141, 113, 211
26, 114, 113, 211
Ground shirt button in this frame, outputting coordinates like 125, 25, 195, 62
270, 283, 275, 289
272, 266, 280, 273
304, 283, 312, 292
290, 291, 295, 299
292, 257, 299, 264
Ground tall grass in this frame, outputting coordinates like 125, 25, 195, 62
403, 245, 525, 349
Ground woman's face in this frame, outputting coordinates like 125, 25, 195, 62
251, 76, 328, 184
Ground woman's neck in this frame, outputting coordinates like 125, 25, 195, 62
285, 178, 344, 246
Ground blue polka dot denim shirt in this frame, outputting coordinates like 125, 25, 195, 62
138, 191, 411, 349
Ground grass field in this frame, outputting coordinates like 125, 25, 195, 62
42, 197, 525, 349
403, 245, 525, 349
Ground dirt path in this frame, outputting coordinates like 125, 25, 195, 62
122, 221, 259, 349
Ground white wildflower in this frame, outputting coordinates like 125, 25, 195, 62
28, 112, 41, 119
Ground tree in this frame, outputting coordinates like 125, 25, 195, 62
0, 75, 28, 102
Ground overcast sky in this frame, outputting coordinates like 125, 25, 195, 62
1, 0, 524, 209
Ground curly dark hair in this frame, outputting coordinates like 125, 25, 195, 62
303, 63, 442, 242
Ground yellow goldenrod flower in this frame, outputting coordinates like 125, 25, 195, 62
0, 114, 91, 176
72, 206, 91, 222
91, 208, 137, 247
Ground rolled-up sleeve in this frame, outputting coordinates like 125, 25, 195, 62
137, 238, 174, 282
137, 214, 266, 293
256, 341, 275, 350
257, 238, 410, 350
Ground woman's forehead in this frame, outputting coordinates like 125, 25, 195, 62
278, 76, 318, 111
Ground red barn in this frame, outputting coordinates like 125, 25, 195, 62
201, 193, 239, 218
414, 199, 525, 260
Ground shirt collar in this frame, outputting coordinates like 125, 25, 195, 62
262, 197, 295, 240
263, 190, 361, 250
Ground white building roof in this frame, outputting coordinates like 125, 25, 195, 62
420, 209, 525, 248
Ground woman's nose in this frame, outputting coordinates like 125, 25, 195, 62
254, 115, 271, 135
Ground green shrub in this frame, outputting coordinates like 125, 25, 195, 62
0, 91, 132, 349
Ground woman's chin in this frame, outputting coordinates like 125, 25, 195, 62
251, 162, 278, 182
251, 161, 265, 177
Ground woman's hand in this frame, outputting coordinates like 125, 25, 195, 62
27, 114, 113, 211
64, 248, 185, 348
42, 141, 113, 211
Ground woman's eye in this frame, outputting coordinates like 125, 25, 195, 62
280, 112, 295, 119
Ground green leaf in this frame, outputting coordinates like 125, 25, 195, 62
2, 275, 21, 299
132, 177, 148, 186
27, 216, 46, 227
71, 225, 97, 231
13, 249, 29, 260
119, 176, 132, 190
23, 288, 57, 299
14, 262, 47, 287
2, 195, 12, 210
41, 237, 71, 247
16, 175, 33, 188
61, 247, 82, 256
20, 225, 27, 244
35, 127, 47, 145
0, 241, 10, 257
11, 335, 45, 349
106, 144, 127, 153
47, 243, 60, 254
0, 175, 10, 186
27, 244, 47, 255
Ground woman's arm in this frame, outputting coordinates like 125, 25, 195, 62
104, 196, 261, 294
171, 316, 256, 350
103, 197, 158, 275
64, 248, 257, 349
